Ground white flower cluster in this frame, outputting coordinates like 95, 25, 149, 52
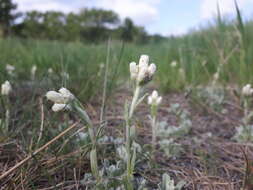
1, 81, 12, 95
48, 68, 53, 74
46, 87, 74, 112
129, 55, 156, 85
170, 60, 177, 67
148, 90, 162, 106
242, 84, 253, 96
6, 64, 15, 76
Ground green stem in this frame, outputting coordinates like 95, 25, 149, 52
72, 101, 100, 182
129, 85, 140, 118
125, 85, 141, 189
151, 115, 157, 160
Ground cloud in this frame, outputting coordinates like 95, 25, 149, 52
13, 0, 77, 13
14, 0, 160, 26
201, 0, 253, 19
90, 0, 160, 26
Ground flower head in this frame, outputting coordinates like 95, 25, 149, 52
1, 81, 12, 95
129, 55, 156, 85
148, 90, 162, 106
213, 72, 219, 81
46, 87, 74, 112
48, 68, 53, 74
52, 103, 70, 112
6, 64, 15, 76
242, 84, 253, 96
170, 61, 177, 67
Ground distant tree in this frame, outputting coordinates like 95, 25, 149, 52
79, 8, 119, 42
121, 18, 135, 42
150, 34, 167, 44
43, 11, 65, 40
0, 0, 20, 36
79, 8, 119, 28
65, 13, 81, 41
22, 11, 45, 38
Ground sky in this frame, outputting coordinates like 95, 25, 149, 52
13, 0, 253, 36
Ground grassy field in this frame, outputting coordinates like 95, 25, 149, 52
1, 11, 253, 189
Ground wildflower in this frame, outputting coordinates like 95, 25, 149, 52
99, 63, 105, 69
129, 62, 138, 80
129, 55, 156, 85
52, 103, 70, 112
46, 87, 74, 112
6, 64, 15, 76
148, 90, 162, 106
1, 81, 12, 95
170, 61, 177, 67
242, 84, 253, 96
48, 68, 53, 74
213, 72, 219, 81
31, 65, 37, 79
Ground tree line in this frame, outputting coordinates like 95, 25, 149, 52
0, 0, 167, 43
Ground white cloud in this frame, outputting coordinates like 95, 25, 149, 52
14, 0, 160, 26
13, 0, 77, 13
201, 0, 253, 19
90, 0, 160, 26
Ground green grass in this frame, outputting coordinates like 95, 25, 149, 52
2, 16, 253, 97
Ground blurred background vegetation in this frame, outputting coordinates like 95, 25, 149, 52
0, 0, 166, 43
1, 0, 253, 98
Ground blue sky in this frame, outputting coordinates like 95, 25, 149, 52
14, 0, 253, 36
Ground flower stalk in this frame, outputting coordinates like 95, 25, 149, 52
148, 90, 162, 160
124, 55, 157, 189
46, 88, 100, 182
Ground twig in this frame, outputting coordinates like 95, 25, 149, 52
0, 122, 79, 181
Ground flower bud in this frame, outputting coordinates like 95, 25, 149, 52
170, 61, 177, 67
148, 63, 156, 76
129, 62, 138, 80
48, 68, 53, 74
139, 55, 149, 68
213, 72, 219, 81
129, 55, 157, 85
148, 90, 162, 106
59, 87, 74, 100
46, 87, 75, 112
52, 103, 68, 112
242, 84, 253, 96
1, 81, 12, 95
6, 64, 15, 75
46, 91, 67, 104
137, 66, 148, 83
